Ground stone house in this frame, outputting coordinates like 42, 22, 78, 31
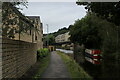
14, 16, 43, 49
55, 32, 70, 43
0, 2, 43, 79
55, 32, 74, 50
2, 2, 43, 49
27, 16, 43, 49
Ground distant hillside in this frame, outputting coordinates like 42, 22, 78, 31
43, 25, 73, 45
44, 25, 73, 37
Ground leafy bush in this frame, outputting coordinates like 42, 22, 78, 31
37, 48, 49, 60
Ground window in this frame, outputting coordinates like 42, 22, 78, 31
35, 36, 37, 40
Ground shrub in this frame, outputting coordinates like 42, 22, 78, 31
37, 48, 49, 60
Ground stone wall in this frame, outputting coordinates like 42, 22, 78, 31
0, 37, 2, 79
1, 38, 37, 78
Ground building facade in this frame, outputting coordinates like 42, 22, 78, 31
55, 32, 70, 43
14, 16, 43, 49
28, 16, 43, 49
1, 2, 43, 79
2, 3, 43, 49
55, 32, 74, 50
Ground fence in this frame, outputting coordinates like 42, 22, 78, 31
0, 37, 37, 78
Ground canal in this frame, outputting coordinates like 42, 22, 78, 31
56, 49, 73, 54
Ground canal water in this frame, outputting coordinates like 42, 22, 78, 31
56, 49, 73, 54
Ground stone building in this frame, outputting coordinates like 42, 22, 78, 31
55, 32, 70, 43
0, 2, 43, 79
27, 16, 43, 49
55, 32, 74, 50
14, 16, 43, 49
2, 3, 43, 49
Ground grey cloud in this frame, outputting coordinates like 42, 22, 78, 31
21, 2, 87, 34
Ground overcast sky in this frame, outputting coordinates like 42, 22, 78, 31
20, 2, 87, 34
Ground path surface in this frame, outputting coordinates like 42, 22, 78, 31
41, 51, 70, 78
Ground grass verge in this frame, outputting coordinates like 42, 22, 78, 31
57, 51, 93, 80
33, 53, 50, 78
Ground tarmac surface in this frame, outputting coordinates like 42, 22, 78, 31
41, 51, 70, 78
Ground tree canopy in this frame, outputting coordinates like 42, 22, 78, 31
2, 2, 39, 39
70, 13, 102, 49
52, 27, 69, 37
76, 2, 120, 26
43, 34, 55, 46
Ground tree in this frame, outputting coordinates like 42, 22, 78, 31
43, 34, 55, 46
76, 1, 120, 61
70, 13, 101, 49
52, 27, 69, 37
2, 2, 38, 39
76, 2, 120, 26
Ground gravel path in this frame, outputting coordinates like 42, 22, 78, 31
41, 51, 70, 78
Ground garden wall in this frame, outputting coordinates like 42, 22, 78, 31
0, 37, 37, 78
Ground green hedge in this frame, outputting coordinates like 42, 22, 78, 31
37, 48, 49, 60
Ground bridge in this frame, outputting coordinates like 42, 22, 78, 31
52, 41, 71, 45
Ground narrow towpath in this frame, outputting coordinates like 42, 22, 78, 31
41, 51, 70, 78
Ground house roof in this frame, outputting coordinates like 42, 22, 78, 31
27, 16, 41, 23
